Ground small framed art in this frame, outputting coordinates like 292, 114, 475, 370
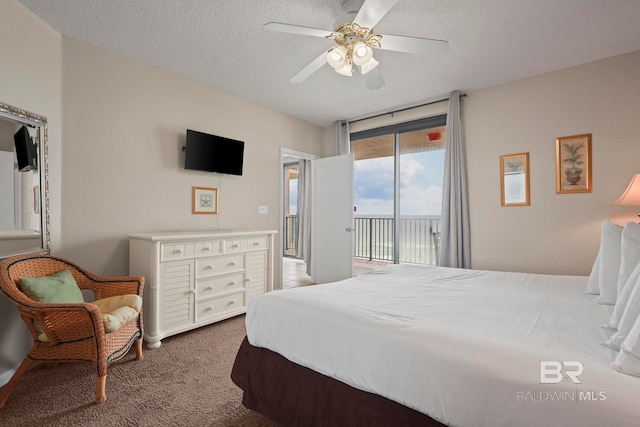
500, 152, 530, 207
192, 186, 218, 214
556, 133, 592, 194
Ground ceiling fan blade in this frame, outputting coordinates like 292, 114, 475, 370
290, 51, 329, 84
362, 67, 385, 90
264, 22, 332, 39
377, 34, 448, 57
353, 0, 399, 29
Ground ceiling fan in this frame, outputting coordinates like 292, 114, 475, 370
264, 0, 448, 90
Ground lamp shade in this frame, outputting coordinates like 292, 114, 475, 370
334, 61, 354, 76
614, 174, 640, 206
352, 42, 373, 66
359, 57, 379, 74
327, 46, 348, 69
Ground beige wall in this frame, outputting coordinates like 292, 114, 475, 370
0, 0, 63, 386
0, 0, 63, 252
465, 50, 640, 275
60, 37, 325, 278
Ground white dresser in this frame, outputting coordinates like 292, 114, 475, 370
128, 229, 277, 348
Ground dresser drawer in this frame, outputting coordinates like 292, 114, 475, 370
195, 254, 244, 279
196, 273, 244, 299
195, 291, 245, 322
194, 240, 222, 257
224, 236, 268, 253
161, 243, 195, 261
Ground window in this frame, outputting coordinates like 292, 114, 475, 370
351, 115, 446, 264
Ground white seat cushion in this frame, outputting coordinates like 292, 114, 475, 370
94, 294, 142, 333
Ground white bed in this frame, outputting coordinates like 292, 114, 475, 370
244, 264, 640, 427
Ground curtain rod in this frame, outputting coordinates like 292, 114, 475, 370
348, 93, 467, 125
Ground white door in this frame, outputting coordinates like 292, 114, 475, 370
312, 154, 354, 283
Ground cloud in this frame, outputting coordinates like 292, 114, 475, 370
354, 156, 394, 201
354, 150, 444, 217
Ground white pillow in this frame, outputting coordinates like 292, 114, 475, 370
611, 309, 640, 376
596, 220, 624, 305
617, 222, 640, 295
605, 224, 640, 329
585, 248, 601, 295
604, 267, 640, 350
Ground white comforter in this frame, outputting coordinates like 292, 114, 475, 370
246, 264, 640, 427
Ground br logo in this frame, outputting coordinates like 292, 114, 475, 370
540, 361, 584, 384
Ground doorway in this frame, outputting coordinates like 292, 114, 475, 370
282, 161, 313, 288
279, 149, 318, 289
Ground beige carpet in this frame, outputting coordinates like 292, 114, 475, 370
0, 315, 278, 427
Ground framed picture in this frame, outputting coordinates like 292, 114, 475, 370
192, 186, 218, 214
500, 152, 530, 207
33, 185, 40, 214
556, 133, 592, 194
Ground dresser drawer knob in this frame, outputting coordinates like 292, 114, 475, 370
205, 265, 213, 270
228, 281, 236, 286
175, 248, 183, 254
204, 306, 213, 312
253, 241, 261, 246
189, 289, 196, 294
227, 300, 236, 306
232, 244, 239, 249
204, 286, 213, 292
229, 262, 236, 267
245, 278, 251, 282
204, 246, 211, 252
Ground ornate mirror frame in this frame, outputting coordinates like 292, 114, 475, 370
0, 101, 50, 256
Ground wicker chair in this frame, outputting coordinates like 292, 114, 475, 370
0, 253, 144, 407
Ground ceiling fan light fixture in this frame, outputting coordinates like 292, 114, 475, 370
327, 46, 348, 69
352, 42, 372, 65
335, 61, 354, 77
359, 57, 379, 74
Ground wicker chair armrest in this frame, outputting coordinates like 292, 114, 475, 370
18, 302, 104, 345
79, 274, 144, 300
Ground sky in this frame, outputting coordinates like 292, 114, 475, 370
354, 150, 444, 216
288, 149, 444, 217
289, 178, 298, 215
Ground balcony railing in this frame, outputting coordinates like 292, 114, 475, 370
285, 215, 298, 255
285, 215, 441, 265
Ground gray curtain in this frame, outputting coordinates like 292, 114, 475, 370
296, 159, 313, 276
334, 120, 350, 155
438, 91, 471, 268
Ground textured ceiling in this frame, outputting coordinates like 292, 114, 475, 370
17, 0, 640, 127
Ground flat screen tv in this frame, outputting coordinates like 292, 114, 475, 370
14, 125, 38, 172
184, 129, 244, 176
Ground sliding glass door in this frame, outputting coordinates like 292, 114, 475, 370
351, 116, 446, 265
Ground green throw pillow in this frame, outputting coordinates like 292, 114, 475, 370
19, 269, 84, 303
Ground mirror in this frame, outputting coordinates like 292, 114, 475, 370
0, 101, 49, 257
500, 152, 530, 207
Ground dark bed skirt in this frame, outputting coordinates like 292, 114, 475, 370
231, 336, 446, 427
